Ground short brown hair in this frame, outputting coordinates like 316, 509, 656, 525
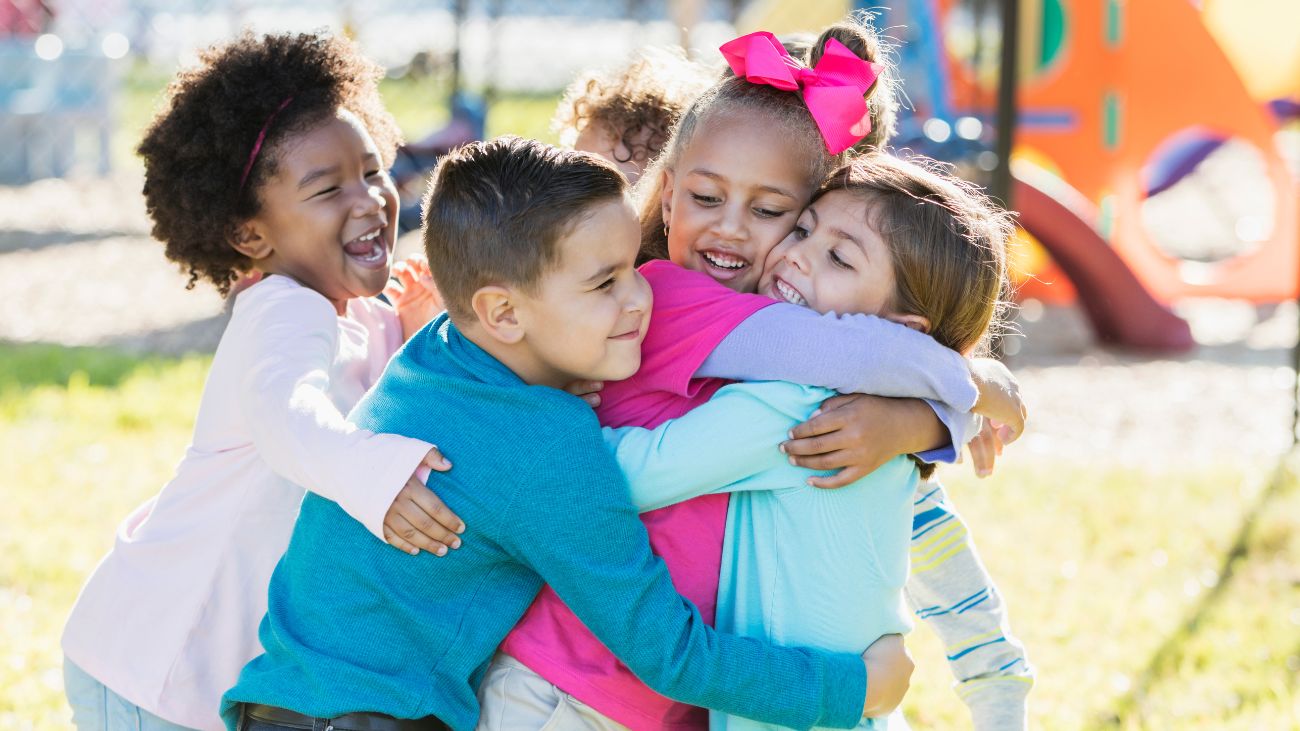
422, 136, 628, 322
817, 154, 1013, 357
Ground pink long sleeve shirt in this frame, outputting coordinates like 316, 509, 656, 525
499, 260, 775, 731
61, 276, 432, 731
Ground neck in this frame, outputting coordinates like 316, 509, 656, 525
455, 319, 567, 389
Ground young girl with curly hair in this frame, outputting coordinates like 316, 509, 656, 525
61, 31, 464, 731
553, 46, 716, 183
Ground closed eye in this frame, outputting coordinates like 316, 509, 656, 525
595, 277, 616, 291
754, 207, 789, 219
691, 193, 721, 206
830, 248, 854, 270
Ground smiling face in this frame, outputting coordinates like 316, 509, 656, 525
660, 114, 816, 293
241, 109, 399, 312
759, 189, 899, 318
513, 196, 652, 386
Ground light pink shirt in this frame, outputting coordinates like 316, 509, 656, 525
62, 276, 431, 730
500, 260, 775, 731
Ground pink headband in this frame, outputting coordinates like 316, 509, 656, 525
239, 96, 294, 191
720, 31, 883, 154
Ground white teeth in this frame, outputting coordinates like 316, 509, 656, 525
774, 278, 806, 306
357, 229, 380, 243
702, 250, 747, 270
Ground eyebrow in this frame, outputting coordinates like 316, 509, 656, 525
297, 165, 340, 191
688, 169, 798, 201
583, 263, 618, 285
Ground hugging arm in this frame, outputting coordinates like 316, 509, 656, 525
604, 382, 832, 512
499, 423, 871, 729
238, 289, 435, 540
697, 304, 981, 464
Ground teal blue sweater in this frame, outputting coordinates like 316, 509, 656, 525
221, 315, 867, 731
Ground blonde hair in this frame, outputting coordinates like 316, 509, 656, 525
552, 47, 715, 169
634, 15, 899, 264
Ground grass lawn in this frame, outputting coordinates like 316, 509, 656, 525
1, 341, 1297, 730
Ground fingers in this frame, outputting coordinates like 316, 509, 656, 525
386, 492, 462, 556
817, 393, 858, 414
383, 524, 421, 556
968, 430, 995, 478
562, 380, 603, 408
787, 410, 844, 441
422, 446, 452, 472
786, 449, 854, 472
808, 464, 869, 490
403, 481, 466, 536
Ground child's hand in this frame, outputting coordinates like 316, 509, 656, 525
563, 380, 604, 409
861, 634, 914, 717
969, 358, 1026, 445
383, 447, 464, 556
966, 417, 1006, 478
384, 254, 444, 342
783, 394, 945, 489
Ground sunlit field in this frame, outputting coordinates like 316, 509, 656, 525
2, 342, 1297, 730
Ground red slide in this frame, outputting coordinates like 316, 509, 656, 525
1012, 166, 1195, 352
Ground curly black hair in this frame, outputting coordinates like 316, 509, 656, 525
138, 31, 402, 296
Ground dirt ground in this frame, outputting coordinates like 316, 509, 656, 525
2, 173, 1295, 469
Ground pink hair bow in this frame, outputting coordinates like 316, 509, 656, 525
720, 31, 883, 154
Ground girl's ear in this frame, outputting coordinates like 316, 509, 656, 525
884, 312, 931, 335
231, 220, 273, 261
471, 285, 524, 345
659, 168, 676, 225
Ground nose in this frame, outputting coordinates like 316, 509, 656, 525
352, 178, 387, 218
784, 237, 812, 274
624, 271, 652, 314
711, 203, 746, 242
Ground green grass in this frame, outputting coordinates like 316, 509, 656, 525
2, 342, 1297, 729
113, 62, 561, 173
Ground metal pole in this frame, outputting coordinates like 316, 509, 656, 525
992, 0, 1020, 209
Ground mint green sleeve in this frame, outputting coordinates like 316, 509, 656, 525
602, 381, 832, 513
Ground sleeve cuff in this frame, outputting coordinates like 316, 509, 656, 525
914, 400, 981, 465
815, 651, 868, 729
354, 434, 435, 541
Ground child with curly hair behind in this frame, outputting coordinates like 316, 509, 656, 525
61, 31, 466, 731
554, 46, 716, 183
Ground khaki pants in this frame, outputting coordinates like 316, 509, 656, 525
476, 654, 630, 731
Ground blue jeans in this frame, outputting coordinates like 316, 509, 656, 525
63, 657, 200, 731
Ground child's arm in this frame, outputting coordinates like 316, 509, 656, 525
906, 481, 1033, 731
239, 288, 462, 553
696, 304, 983, 467
499, 419, 905, 727
603, 381, 840, 512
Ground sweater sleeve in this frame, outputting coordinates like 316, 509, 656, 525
604, 382, 832, 512
497, 418, 868, 729
905, 481, 1034, 731
697, 304, 978, 409
236, 288, 432, 541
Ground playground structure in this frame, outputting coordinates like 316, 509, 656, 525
750, 0, 1300, 353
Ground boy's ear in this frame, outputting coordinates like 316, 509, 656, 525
659, 168, 675, 227
231, 219, 273, 261
471, 285, 525, 344
884, 312, 931, 335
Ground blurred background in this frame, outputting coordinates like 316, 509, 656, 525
1, 0, 1297, 729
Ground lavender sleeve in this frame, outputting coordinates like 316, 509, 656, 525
696, 304, 980, 463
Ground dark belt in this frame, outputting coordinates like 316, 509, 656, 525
242, 703, 450, 731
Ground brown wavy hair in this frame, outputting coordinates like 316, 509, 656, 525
137, 31, 402, 296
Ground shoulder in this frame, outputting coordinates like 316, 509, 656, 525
232, 275, 338, 329
711, 381, 835, 420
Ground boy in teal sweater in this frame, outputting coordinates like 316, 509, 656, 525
222, 136, 909, 731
